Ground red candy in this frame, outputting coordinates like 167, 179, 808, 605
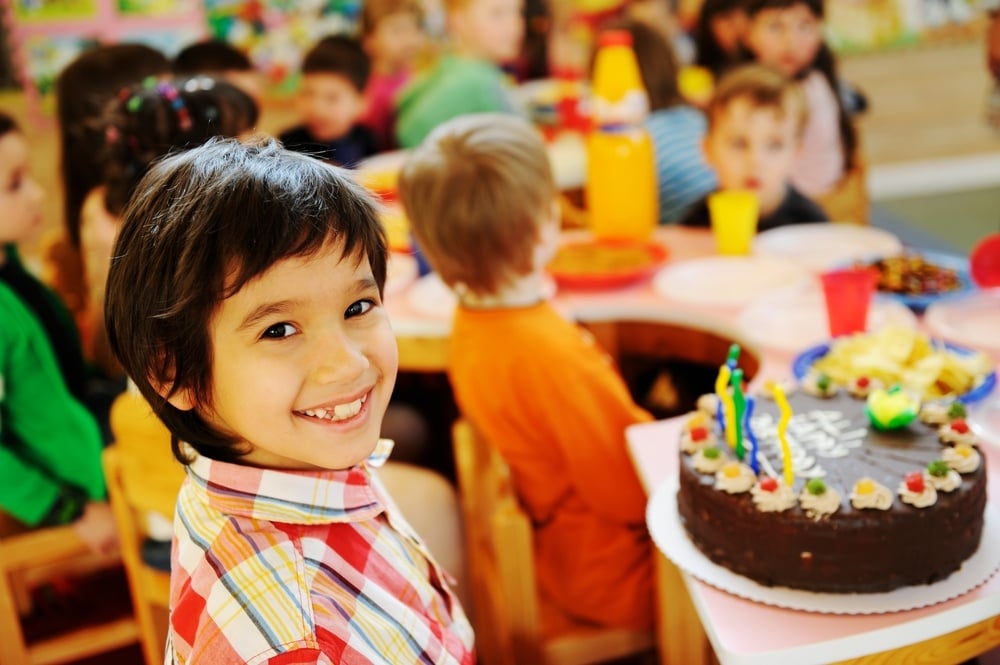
759, 477, 778, 492
905, 472, 925, 493
690, 426, 709, 442
950, 418, 970, 434
856, 376, 870, 388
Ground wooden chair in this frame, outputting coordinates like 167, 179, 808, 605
102, 446, 173, 665
451, 419, 655, 665
814, 142, 871, 226
102, 388, 186, 665
0, 515, 139, 664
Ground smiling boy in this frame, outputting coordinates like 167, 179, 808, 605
679, 63, 829, 231
103, 137, 474, 663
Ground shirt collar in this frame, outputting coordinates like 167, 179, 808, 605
187, 455, 385, 525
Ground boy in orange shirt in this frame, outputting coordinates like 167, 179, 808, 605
399, 113, 654, 631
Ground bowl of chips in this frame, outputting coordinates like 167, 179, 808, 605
792, 326, 995, 404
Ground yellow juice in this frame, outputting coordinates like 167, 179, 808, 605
586, 128, 658, 241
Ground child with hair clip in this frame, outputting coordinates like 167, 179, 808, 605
359, 0, 429, 151
103, 137, 474, 663
0, 111, 117, 555
399, 113, 655, 632
394, 0, 525, 148
82, 75, 259, 391
692, 0, 748, 80
600, 17, 717, 223
741, 0, 858, 199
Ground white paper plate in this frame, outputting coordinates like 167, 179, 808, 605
753, 223, 903, 272
385, 252, 419, 298
652, 256, 811, 307
407, 273, 557, 319
646, 478, 1000, 614
737, 281, 918, 354
924, 288, 1000, 363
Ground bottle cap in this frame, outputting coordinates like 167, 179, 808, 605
598, 30, 632, 48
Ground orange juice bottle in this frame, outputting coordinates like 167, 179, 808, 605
585, 30, 658, 241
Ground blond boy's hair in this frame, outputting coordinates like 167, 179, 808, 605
706, 63, 808, 135
359, 0, 424, 37
399, 113, 556, 296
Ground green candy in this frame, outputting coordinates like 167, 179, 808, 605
816, 374, 832, 392
947, 402, 967, 418
928, 460, 949, 478
703, 446, 721, 460
806, 478, 827, 496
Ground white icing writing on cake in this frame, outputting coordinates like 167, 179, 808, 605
751, 409, 866, 480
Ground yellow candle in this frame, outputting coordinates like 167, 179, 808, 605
715, 365, 736, 448
769, 381, 794, 487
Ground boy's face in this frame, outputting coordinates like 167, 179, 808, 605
711, 8, 749, 55
704, 97, 800, 215
182, 239, 398, 471
365, 12, 427, 73
0, 132, 44, 247
297, 72, 367, 143
451, 0, 524, 63
744, 5, 822, 77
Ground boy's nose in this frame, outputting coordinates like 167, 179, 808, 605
310, 332, 370, 384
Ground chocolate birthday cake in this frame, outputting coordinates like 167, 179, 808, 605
676, 388, 987, 593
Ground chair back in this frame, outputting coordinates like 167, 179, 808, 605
0, 517, 139, 664
451, 419, 655, 665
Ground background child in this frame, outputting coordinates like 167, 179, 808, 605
399, 113, 654, 632
394, 0, 524, 148
80, 76, 259, 390
0, 111, 116, 556
692, 0, 748, 80
603, 18, 717, 224
680, 63, 829, 231
279, 35, 378, 166
103, 137, 474, 662
50, 43, 169, 362
172, 38, 263, 105
741, 0, 857, 199
359, 0, 429, 150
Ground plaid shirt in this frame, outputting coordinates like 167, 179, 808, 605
167, 455, 475, 664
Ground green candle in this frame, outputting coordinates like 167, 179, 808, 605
730, 369, 746, 459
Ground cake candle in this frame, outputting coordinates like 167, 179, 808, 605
770, 381, 794, 487
730, 369, 746, 460
744, 395, 760, 474
715, 364, 736, 448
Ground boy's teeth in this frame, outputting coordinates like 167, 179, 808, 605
303, 397, 364, 421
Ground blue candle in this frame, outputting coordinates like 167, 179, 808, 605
743, 396, 759, 474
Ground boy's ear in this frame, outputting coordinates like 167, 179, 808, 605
148, 373, 196, 411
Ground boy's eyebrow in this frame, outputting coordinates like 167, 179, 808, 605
235, 276, 381, 332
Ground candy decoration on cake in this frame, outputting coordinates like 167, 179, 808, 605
939, 417, 979, 446
768, 380, 795, 487
802, 370, 837, 398
730, 369, 746, 460
919, 399, 966, 426
681, 412, 716, 453
799, 478, 840, 520
850, 477, 893, 510
693, 446, 726, 473
865, 386, 919, 431
743, 395, 760, 475
751, 476, 796, 512
942, 443, 981, 473
898, 471, 937, 507
714, 461, 755, 493
849, 375, 882, 398
927, 460, 962, 492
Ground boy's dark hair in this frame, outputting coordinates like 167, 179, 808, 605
0, 110, 17, 137
98, 75, 259, 215
741, 0, 857, 168
301, 34, 371, 92
173, 39, 253, 74
693, 0, 745, 78
57, 43, 171, 247
104, 137, 387, 465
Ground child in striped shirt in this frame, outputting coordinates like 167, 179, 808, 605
103, 137, 474, 664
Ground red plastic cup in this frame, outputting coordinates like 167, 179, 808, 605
820, 267, 878, 337
970, 232, 1000, 288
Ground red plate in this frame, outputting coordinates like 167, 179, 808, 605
547, 239, 669, 290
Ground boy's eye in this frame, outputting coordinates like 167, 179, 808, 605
261, 322, 298, 339
346, 300, 374, 318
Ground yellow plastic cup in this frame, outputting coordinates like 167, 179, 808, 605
678, 65, 714, 107
708, 190, 759, 255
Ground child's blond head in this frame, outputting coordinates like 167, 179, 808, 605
360, 0, 424, 37
706, 63, 807, 136
399, 113, 555, 296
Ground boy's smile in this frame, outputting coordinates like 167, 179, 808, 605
174, 239, 398, 471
